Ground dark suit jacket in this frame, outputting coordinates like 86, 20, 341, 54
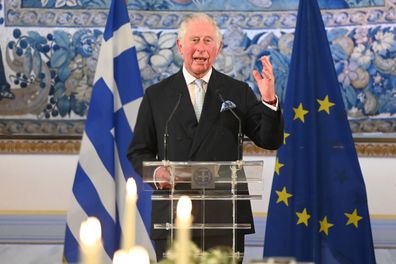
127, 68, 284, 240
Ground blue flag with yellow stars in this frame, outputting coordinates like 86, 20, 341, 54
263, 0, 376, 263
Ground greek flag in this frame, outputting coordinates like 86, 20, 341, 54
63, 0, 155, 262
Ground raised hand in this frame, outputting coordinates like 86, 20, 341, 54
252, 56, 276, 102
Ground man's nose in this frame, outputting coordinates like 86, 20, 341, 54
196, 40, 206, 51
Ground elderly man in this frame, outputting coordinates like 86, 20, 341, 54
127, 13, 284, 261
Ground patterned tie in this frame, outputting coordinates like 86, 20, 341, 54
194, 79, 205, 121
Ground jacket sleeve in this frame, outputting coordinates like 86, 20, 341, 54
243, 84, 284, 150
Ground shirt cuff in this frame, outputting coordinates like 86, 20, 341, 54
262, 95, 279, 111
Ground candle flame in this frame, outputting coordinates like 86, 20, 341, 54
79, 217, 102, 246
129, 246, 150, 264
126, 178, 137, 197
177, 196, 192, 221
112, 249, 132, 263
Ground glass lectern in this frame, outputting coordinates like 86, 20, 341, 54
142, 160, 264, 262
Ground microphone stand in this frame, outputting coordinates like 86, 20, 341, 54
162, 93, 182, 247
163, 93, 182, 161
217, 91, 244, 261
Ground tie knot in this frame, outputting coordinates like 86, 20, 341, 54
195, 79, 204, 89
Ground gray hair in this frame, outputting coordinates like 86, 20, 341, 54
178, 13, 222, 48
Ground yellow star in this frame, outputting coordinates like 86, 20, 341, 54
274, 158, 284, 176
293, 103, 309, 122
317, 95, 335, 114
296, 208, 311, 226
345, 209, 363, 228
283, 132, 290, 145
276, 186, 293, 206
319, 216, 334, 236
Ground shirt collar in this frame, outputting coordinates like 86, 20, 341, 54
182, 66, 212, 85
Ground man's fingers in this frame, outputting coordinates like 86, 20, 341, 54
253, 69, 271, 83
158, 182, 171, 190
260, 56, 274, 76
260, 55, 271, 66
252, 70, 263, 82
156, 172, 181, 190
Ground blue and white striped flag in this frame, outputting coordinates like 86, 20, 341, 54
63, 0, 155, 262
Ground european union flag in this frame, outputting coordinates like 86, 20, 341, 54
63, 0, 155, 262
263, 0, 376, 263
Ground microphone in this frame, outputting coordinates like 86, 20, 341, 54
163, 93, 182, 161
216, 90, 243, 161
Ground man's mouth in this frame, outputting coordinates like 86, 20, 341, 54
193, 57, 208, 63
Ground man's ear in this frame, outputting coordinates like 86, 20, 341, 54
176, 39, 183, 55
217, 41, 223, 54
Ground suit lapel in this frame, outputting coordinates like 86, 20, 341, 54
170, 70, 197, 140
189, 69, 222, 158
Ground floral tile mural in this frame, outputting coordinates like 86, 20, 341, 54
23, 0, 384, 10
1, 0, 396, 138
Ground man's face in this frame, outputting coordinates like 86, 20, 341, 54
177, 20, 222, 78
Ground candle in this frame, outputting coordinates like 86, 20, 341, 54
129, 246, 150, 264
112, 249, 132, 264
176, 195, 192, 264
79, 217, 102, 264
122, 177, 137, 250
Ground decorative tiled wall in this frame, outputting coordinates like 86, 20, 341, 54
1, 0, 396, 138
